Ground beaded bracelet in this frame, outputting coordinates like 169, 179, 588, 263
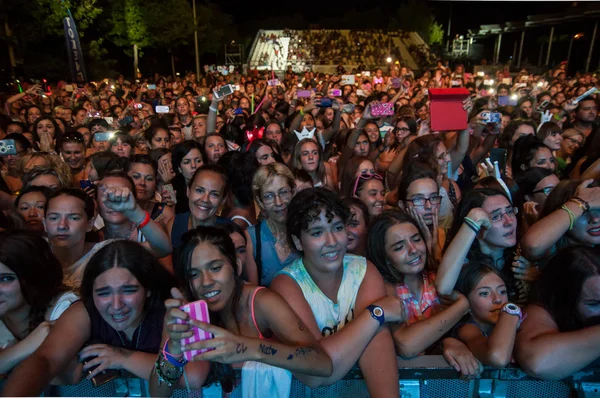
155, 352, 183, 387
560, 205, 575, 231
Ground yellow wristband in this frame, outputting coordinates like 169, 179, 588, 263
560, 204, 575, 231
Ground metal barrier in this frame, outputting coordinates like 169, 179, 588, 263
3, 355, 600, 397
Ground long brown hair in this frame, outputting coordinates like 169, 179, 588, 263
174, 226, 243, 392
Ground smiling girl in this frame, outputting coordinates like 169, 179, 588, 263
271, 188, 404, 398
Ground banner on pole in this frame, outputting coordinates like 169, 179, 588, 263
63, 10, 87, 82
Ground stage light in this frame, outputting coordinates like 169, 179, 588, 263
386, 57, 392, 63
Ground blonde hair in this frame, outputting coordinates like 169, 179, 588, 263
562, 128, 586, 147
18, 152, 72, 187
251, 163, 295, 201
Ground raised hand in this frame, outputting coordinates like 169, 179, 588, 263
99, 184, 137, 215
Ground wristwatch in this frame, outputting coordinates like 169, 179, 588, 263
501, 303, 522, 321
366, 305, 385, 326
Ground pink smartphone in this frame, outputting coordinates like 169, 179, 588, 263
177, 300, 213, 361
371, 102, 394, 117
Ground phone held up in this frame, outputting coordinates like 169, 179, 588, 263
0, 139, 17, 156
177, 300, 213, 362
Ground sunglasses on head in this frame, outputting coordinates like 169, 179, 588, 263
352, 173, 383, 197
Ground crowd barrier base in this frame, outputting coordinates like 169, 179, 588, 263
3, 356, 600, 397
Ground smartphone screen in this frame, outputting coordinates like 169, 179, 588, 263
490, 148, 508, 174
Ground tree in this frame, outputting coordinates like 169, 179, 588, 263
0, 0, 102, 78
429, 21, 444, 45
107, 0, 153, 78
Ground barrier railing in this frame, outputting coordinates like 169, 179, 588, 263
3, 355, 600, 397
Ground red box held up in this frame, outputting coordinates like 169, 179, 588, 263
428, 88, 470, 132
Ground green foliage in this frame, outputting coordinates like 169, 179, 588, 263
30, 0, 102, 36
108, 0, 152, 50
429, 21, 444, 45
86, 38, 119, 79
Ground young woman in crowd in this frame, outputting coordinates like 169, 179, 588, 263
1, 240, 175, 395
170, 140, 204, 214
522, 179, 600, 261
514, 167, 559, 230
58, 132, 88, 185
204, 133, 228, 165
339, 156, 376, 199
396, 168, 444, 261
109, 133, 134, 160
32, 117, 61, 153
44, 189, 103, 288
145, 124, 171, 150
511, 135, 556, 177
0, 230, 78, 375
14, 185, 52, 232
366, 210, 481, 377
292, 138, 337, 191
536, 121, 563, 151
127, 155, 175, 227
352, 172, 386, 218
396, 135, 461, 230
515, 246, 600, 380
436, 188, 521, 302
342, 197, 370, 256
270, 188, 403, 398
150, 226, 343, 396
451, 261, 522, 368
245, 163, 299, 286
167, 165, 230, 250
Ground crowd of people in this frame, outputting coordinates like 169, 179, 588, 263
256, 29, 405, 68
0, 54, 599, 397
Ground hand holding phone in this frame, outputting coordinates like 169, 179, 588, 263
177, 300, 213, 361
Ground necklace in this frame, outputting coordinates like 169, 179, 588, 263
267, 219, 291, 260
117, 313, 146, 350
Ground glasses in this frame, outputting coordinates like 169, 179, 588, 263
262, 188, 292, 205
395, 127, 411, 132
353, 173, 383, 197
490, 207, 518, 223
565, 137, 582, 147
532, 187, 554, 196
406, 195, 442, 207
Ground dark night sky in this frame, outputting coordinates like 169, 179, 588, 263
227, 1, 580, 34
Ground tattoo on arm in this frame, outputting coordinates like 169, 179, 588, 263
258, 344, 278, 356
287, 346, 321, 360
236, 343, 248, 354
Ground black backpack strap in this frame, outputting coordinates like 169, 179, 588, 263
255, 222, 262, 285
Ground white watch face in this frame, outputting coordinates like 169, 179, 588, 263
373, 307, 383, 317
